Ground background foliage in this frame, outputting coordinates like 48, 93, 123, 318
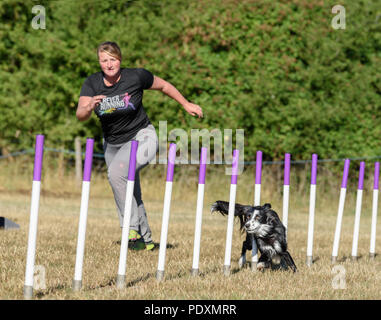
0, 0, 380, 162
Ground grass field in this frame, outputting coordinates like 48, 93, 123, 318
0, 159, 380, 300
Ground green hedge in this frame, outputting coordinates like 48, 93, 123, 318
0, 0, 380, 162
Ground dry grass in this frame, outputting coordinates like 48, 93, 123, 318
0, 157, 380, 300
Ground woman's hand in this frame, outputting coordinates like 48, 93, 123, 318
149, 76, 203, 118
183, 102, 203, 118
76, 95, 106, 121
88, 95, 106, 111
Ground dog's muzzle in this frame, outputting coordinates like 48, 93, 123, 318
244, 218, 257, 234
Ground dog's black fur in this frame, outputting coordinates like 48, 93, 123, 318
211, 201, 297, 272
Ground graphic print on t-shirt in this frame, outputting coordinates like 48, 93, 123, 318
98, 93, 135, 115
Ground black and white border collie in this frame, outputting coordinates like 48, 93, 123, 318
211, 201, 297, 272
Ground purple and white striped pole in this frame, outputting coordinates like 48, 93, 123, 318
332, 159, 350, 264
306, 154, 318, 266
191, 147, 207, 276
223, 149, 239, 276
251, 150, 262, 271
370, 162, 379, 259
24, 134, 44, 299
116, 140, 139, 289
351, 162, 365, 261
283, 153, 291, 234
254, 151, 263, 206
73, 138, 94, 291
156, 143, 177, 281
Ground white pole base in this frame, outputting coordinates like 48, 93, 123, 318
116, 274, 126, 289
351, 189, 363, 258
72, 280, 82, 291
156, 270, 165, 282
370, 189, 378, 258
24, 181, 41, 294
73, 181, 91, 289
191, 268, 199, 277
191, 183, 205, 274
253, 184, 260, 265
283, 185, 290, 232
306, 184, 316, 258
223, 265, 230, 276
23, 285, 33, 300
223, 184, 237, 269
157, 182, 173, 276
332, 188, 347, 259
116, 180, 135, 287
331, 256, 338, 264
306, 256, 313, 267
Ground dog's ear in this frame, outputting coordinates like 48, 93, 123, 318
266, 214, 277, 227
263, 203, 271, 209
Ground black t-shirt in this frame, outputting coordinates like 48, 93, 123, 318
79, 68, 154, 144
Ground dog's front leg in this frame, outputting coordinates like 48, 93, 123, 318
250, 234, 259, 271
257, 252, 272, 271
238, 233, 252, 269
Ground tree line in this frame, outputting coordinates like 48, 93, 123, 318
0, 0, 380, 163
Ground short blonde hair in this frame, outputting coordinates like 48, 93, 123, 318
97, 41, 122, 61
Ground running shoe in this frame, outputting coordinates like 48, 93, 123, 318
145, 242, 156, 251
130, 241, 157, 251
128, 229, 141, 241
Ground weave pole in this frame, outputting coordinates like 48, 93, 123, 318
283, 153, 291, 234
156, 143, 177, 281
223, 149, 239, 276
72, 138, 94, 291
116, 140, 139, 289
24, 134, 44, 299
331, 159, 350, 264
306, 154, 318, 267
351, 162, 365, 261
369, 162, 379, 259
251, 150, 262, 271
191, 147, 207, 276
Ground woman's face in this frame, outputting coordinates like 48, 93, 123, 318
98, 51, 121, 78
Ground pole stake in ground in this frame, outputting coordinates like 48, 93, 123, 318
191, 147, 207, 277
370, 162, 379, 259
306, 154, 318, 267
24, 134, 44, 300
116, 140, 139, 289
156, 143, 177, 281
331, 159, 350, 264
72, 138, 94, 291
351, 162, 365, 261
223, 149, 239, 276
283, 153, 291, 234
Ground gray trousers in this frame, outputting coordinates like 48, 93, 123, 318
104, 124, 158, 243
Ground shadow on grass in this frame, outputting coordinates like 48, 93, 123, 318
312, 256, 320, 264
73, 272, 155, 292
112, 240, 177, 251
337, 254, 363, 263
92, 273, 154, 289
34, 284, 67, 299
230, 261, 299, 274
